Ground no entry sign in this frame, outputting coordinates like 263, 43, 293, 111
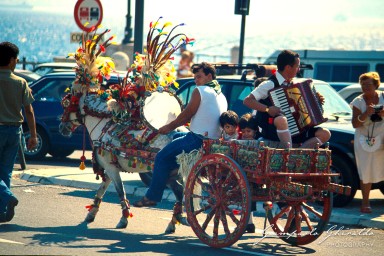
74, 0, 103, 32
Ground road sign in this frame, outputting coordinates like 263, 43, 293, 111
74, 0, 103, 32
70, 32, 104, 43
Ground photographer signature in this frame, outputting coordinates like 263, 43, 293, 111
253, 224, 374, 245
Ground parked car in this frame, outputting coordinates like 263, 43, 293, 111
338, 83, 384, 103
32, 62, 77, 76
328, 82, 354, 92
14, 69, 41, 85
22, 72, 121, 160
175, 71, 384, 207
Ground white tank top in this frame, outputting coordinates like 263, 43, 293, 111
190, 86, 228, 139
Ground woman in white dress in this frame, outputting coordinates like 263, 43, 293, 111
350, 72, 384, 213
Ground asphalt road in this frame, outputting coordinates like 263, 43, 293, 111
2, 151, 383, 255
2, 178, 384, 256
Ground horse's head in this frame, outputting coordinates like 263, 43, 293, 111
59, 92, 84, 137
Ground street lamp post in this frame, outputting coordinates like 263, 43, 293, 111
122, 0, 133, 44
133, 0, 144, 53
234, 0, 250, 72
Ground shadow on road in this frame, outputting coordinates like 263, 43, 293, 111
0, 222, 317, 255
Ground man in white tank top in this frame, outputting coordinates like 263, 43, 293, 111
134, 62, 228, 207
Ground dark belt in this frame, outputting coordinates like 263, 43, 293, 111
0, 122, 21, 126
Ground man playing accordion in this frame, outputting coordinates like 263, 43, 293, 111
243, 50, 331, 148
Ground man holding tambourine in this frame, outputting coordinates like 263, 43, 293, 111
134, 62, 228, 207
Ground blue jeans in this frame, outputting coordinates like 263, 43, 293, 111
146, 132, 204, 202
0, 125, 21, 212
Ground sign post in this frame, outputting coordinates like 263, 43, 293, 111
74, 0, 103, 32
234, 0, 250, 72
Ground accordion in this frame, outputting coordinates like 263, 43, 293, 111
268, 79, 327, 136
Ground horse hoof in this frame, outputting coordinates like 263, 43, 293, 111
178, 216, 189, 226
85, 216, 95, 223
116, 217, 128, 229
165, 223, 176, 234
85, 207, 99, 223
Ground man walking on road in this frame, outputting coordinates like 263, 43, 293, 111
0, 41, 37, 223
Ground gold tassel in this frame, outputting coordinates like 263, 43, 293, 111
79, 161, 86, 170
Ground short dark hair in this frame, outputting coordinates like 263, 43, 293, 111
192, 62, 216, 79
238, 113, 258, 130
219, 110, 239, 127
0, 41, 19, 66
277, 50, 299, 72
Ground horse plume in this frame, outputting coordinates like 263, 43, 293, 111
67, 24, 116, 93
133, 17, 195, 92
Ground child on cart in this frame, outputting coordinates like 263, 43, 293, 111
240, 113, 262, 233
219, 110, 239, 140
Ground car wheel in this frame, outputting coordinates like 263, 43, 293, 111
329, 153, 358, 207
23, 127, 49, 160
49, 148, 75, 158
379, 185, 384, 195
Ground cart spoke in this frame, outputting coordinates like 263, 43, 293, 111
220, 207, 231, 236
193, 204, 212, 216
274, 205, 292, 220
212, 207, 221, 239
299, 205, 314, 231
302, 202, 323, 219
224, 206, 240, 225
201, 205, 217, 231
295, 206, 302, 236
284, 208, 296, 233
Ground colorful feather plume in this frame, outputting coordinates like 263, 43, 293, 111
68, 25, 116, 93
133, 17, 195, 91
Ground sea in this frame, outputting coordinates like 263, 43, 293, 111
1, 8, 384, 70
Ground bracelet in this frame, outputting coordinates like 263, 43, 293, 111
357, 115, 366, 122
265, 107, 270, 113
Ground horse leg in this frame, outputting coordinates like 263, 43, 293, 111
165, 173, 189, 234
106, 169, 130, 229
85, 174, 112, 223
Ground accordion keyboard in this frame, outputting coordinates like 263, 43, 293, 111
269, 88, 300, 136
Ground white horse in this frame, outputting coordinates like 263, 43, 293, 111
59, 90, 188, 232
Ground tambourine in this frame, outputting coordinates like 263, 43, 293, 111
140, 91, 182, 131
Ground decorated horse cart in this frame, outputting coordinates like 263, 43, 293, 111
182, 139, 351, 247
59, 19, 351, 249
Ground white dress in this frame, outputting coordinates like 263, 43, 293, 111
350, 92, 384, 183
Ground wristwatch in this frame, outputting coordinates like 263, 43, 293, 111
265, 107, 270, 113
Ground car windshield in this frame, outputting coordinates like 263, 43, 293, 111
313, 81, 352, 117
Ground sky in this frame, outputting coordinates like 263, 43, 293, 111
2, 0, 384, 61
11, 0, 384, 35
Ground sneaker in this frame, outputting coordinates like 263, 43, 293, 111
244, 223, 255, 233
5, 197, 19, 222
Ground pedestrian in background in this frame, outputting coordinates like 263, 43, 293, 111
177, 50, 194, 78
350, 71, 384, 214
0, 41, 37, 223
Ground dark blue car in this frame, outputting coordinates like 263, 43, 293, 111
22, 72, 121, 159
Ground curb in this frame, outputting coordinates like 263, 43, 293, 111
15, 171, 383, 230
18, 171, 177, 202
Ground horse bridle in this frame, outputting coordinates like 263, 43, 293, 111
61, 92, 85, 132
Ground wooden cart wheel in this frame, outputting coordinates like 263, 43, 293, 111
267, 192, 333, 246
185, 153, 251, 248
